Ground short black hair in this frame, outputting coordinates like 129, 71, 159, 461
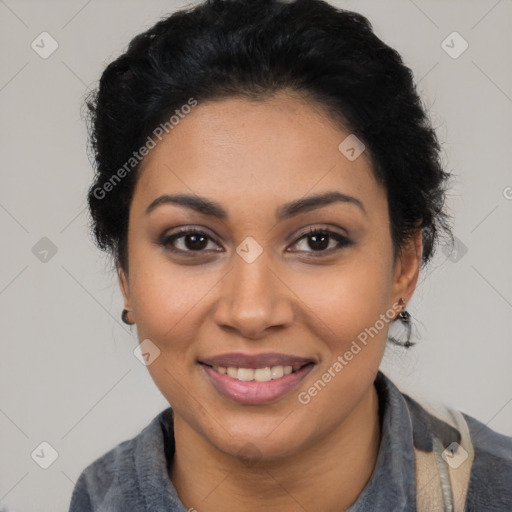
85, 0, 453, 273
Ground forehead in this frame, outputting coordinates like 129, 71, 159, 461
132, 93, 386, 218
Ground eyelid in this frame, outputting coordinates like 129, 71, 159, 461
287, 227, 352, 255
158, 226, 222, 254
159, 224, 352, 256
291, 225, 349, 243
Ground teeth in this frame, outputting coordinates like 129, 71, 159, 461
237, 368, 254, 381
254, 367, 272, 382
270, 366, 283, 379
213, 364, 304, 382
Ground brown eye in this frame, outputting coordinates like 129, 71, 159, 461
291, 228, 352, 255
160, 229, 221, 254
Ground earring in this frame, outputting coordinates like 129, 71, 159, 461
121, 309, 134, 325
388, 297, 415, 348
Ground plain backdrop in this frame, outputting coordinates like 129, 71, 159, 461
0, 0, 511, 510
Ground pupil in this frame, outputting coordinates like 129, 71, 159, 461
309, 233, 329, 250
186, 234, 207, 250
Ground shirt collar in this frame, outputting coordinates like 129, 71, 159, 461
346, 370, 416, 511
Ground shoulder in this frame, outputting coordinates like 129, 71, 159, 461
68, 408, 172, 511
69, 436, 138, 508
463, 411, 512, 466
403, 390, 512, 468
399, 387, 512, 510
462, 412, 512, 511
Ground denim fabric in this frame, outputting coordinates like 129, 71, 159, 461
463, 414, 512, 511
68, 371, 512, 511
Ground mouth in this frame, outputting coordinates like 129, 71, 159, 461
200, 362, 312, 382
198, 353, 316, 405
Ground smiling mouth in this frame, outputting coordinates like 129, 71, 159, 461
199, 353, 316, 404
201, 363, 314, 382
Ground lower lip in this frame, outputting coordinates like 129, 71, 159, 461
200, 363, 315, 405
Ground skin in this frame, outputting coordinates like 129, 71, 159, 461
118, 91, 422, 512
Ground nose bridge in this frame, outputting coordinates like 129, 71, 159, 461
214, 246, 293, 337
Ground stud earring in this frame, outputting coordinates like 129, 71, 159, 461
121, 309, 134, 325
388, 297, 415, 348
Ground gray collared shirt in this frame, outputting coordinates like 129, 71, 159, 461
68, 371, 512, 511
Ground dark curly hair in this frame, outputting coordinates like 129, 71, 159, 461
85, 0, 452, 273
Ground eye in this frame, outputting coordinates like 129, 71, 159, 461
159, 228, 222, 254
159, 226, 352, 257
289, 227, 353, 256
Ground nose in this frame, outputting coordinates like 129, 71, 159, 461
213, 249, 295, 340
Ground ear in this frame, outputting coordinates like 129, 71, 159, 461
391, 229, 423, 306
118, 267, 132, 311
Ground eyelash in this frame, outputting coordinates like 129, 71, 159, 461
159, 227, 353, 258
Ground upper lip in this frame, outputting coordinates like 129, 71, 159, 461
199, 352, 316, 369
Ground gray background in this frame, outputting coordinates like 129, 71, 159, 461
0, 0, 511, 510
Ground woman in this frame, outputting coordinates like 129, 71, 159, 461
69, 0, 512, 510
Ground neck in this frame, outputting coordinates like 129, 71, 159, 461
170, 383, 381, 512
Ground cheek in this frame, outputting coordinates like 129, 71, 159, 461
301, 249, 393, 341
127, 257, 210, 406
126, 248, 207, 348
132, 279, 203, 345
293, 257, 392, 422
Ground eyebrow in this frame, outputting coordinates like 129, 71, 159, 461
145, 191, 367, 219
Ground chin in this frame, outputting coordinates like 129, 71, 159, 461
200, 407, 317, 463
218, 429, 306, 464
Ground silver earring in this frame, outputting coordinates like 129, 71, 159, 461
388, 298, 415, 348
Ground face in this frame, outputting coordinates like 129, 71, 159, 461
119, 92, 421, 461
